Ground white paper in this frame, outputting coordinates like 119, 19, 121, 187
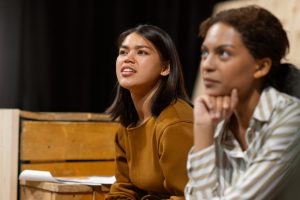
19, 170, 59, 182
19, 170, 116, 186
56, 176, 116, 185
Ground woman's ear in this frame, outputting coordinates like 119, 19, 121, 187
254, 58, 272, 79
161, 63, 170, 76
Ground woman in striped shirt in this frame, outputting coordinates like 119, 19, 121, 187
185, 5, 300, 200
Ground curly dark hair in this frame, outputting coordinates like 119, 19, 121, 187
199, 5, 290, 90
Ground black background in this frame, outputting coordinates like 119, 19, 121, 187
0, 0, 224, 112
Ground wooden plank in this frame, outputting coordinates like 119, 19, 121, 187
20, 187, 52, 200
21, 189, 93, 200
21, 161, 115, 176
0, 109, 20, 200
20, 111, 113, 122
20, 121, 118, 161
20, 180, 93, 193
94, 191, 106, 200
20, 183, 93, 200
94, 187, 108, 200
19, 112, 117, 200
20, 180, 108, 200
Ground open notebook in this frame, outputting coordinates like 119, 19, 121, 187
19, 169, 116, 186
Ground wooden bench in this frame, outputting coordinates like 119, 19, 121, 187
1, 110, 118, 200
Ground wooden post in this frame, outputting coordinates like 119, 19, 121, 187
0, 109, 20, 200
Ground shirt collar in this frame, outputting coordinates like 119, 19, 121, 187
252, 87, 278, 122
215, 87, 278, 139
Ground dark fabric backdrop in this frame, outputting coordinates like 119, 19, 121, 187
0, 0, 224, 112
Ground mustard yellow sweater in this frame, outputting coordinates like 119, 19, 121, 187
105, 99, 193, 200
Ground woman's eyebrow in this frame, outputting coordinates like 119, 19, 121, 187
120, 44, 152, 50
202, 44, 236, 49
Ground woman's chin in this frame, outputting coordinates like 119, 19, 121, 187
204, 88, 230, 96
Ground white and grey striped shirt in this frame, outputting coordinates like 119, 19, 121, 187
185, 87, 300, 200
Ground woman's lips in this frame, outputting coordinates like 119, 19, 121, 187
121, 66, 136, 76
203, 78, 219, 87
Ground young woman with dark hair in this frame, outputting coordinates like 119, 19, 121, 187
105, 24, 193, 200
185, 5, 300, 200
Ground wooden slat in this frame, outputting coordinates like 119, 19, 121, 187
20, 180, 108, 200
20, 121, 119, 161
94, 190, 106, 200
20, 182, 93, 200
21, 189, 92, 200
20, 180, 93, 193
19, 112, 117, 200
20, 111, 113, 122
21, 161, 115, 176
0, 109, 20, 200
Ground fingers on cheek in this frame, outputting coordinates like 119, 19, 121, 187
208, 97, 216, 117
204, 96, 212, 110
222, 96, 230, 117
201, 94, 235, 121
211, 97, 230, 119
196, 95, 210, 108
207, 97, 216, 119
213, 97, 222, 119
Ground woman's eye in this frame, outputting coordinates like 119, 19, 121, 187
219, 50, 230, 59
119, 50, 127, 55
138, 50, 148, 55
201, 49, 208, 59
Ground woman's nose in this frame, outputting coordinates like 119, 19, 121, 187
200, 54, 215, 72
124, 51, 135, 63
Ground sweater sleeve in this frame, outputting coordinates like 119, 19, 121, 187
105, 130, 143, 200
158, 121, 193, 198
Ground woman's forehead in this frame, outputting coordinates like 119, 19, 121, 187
203, 23, 243, 48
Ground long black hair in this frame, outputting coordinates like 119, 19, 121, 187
106, 24, 190, 127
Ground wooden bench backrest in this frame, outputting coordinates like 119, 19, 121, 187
19, 111, 119, 177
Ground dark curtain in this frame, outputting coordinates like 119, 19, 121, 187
1, 0, 223, 112
0, 0, 22, 107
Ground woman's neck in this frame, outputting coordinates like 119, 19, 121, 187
131, 83, 160, 125
231, 88, 261, 150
